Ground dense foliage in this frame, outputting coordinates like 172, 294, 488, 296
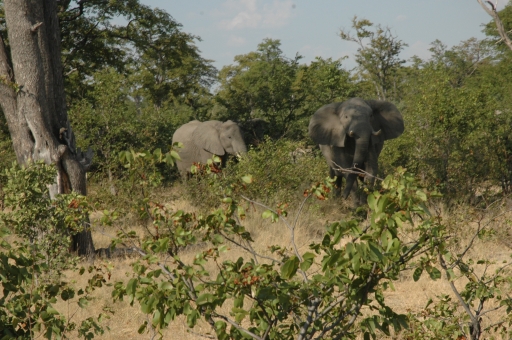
182, 138, 326, 209
0, 163, 111, 339
0, 1, 510, 201
1, 0, 512, 339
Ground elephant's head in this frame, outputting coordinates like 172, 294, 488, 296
193, 120, 247, 159
308, 98, 404, 198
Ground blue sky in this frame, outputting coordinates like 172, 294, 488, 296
142, 1, 503, 70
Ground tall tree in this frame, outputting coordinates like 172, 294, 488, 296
57, 0, 217, 108
0, 0, 94, 255
216, 39, 305, 138
340, 17, 407, 101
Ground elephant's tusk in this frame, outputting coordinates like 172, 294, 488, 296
349, 130, 355, 137
372, 129, 382, 136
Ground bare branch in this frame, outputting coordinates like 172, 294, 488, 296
212, 313, 264, 340
331, 162, 384, 181
477, 0, 512, 51
221, 233, 283, 265
439, 253, 478, 329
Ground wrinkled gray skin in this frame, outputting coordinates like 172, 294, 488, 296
308, 98, 404, 201
172, 120, 247, 176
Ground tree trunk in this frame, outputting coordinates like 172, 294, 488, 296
0, 0, 94, 256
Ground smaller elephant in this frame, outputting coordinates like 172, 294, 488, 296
172, 120, 247, 176
308, 98, 404, 201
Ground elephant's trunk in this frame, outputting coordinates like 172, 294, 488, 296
235, 143, 247, 156
342, 138, 369, 199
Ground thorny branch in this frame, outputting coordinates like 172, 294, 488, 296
332, 162, 384, 181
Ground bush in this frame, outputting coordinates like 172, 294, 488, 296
0, 162, 111, 339
110, 168, 447, 339
182, 138, 327, 209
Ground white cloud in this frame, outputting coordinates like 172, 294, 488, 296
262, 0, 294, 27
219, 0, 294, 30
395, 14, 407, 22
227, 35, 247, 46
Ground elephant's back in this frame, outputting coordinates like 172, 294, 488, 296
172, 120, 201, 143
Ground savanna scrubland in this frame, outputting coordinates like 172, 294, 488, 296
2, 1, 512, 339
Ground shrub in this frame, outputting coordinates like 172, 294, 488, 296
182, 138, 327, 210
0, 162, 111, 339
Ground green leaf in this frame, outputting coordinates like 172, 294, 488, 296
281, 256, 300, 279
413, 267, 423, 282
261, 210, 273, 219
351, 252, 361, 273
415, 190, 427, 201
232, 308, 249, 324
78, 297, 88, 308
426, 266, 441, 280
152, 309, 162, 327
446, 268, 456, 282
138, 321, 148, 334
214, 321, 228, 340
126, 278, 138, 295
241, 175, 253, 184
300, 252, 315, 271
186, 310, 200, 328
368, 242, 383, 262
46, 306, 59, 315
196, 293, 215, 305
234, 295, 244, 308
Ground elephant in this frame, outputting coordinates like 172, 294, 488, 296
308, 98, 404, 201
172, 120, 247, 176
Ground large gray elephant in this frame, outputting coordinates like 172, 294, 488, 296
308, 98, 404, 200
172, 120, 247, 175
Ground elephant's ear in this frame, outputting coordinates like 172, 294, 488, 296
308, 103, 346, 147
192, 121, 226, 156
366, 100, 404, 141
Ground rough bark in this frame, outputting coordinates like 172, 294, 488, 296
0, 0, 94, 256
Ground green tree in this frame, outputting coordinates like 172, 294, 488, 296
340, 17, 407, 101
216, 39, 305, 138
297, 56, 358, 114
390, 62, 508, 199
69, 69, 141, 195
109, 166, 458, 339
424, 38, 493, 87
57, 0, 217, 108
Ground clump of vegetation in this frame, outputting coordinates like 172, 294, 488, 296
109, 161, 512, 340
0, 162, 112, 339
181, 138, 327, 210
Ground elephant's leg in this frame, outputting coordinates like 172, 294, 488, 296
358, 143, 383, 204
320, 145, 344, 197
334, 146, 361, 206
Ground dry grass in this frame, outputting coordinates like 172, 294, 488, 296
52, 186, 512, 339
